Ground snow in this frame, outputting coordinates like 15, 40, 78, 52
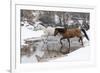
21, 26, 45, 45
55, 14, 60, 24
49, 45, 90, 62
67, 20, 74, 25
34, 21, 46, 30
21, 36, 90, 63
21, 55, 38, 63
21, 40, 46, 63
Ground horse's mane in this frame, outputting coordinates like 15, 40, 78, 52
55, 28, 65, 33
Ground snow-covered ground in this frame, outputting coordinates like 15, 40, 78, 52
21, 37, 89, 63
20, 22, 90, 63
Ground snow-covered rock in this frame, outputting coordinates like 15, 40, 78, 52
21, 26, 45, 45
33, 21, 46, 30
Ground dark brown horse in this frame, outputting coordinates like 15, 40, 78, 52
54, 28, 89, 53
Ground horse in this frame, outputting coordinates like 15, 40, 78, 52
54, 27, 89, 53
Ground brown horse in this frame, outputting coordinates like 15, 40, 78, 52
54, 28, 89, 53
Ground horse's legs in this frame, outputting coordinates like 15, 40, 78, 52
80, 36, 83, 46
60, 38, 70, 53
60, 37, 64, 49
78, 38, 81, 42
67, 38, 70, 53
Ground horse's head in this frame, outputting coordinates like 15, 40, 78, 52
54, 28, 65, 36
54, 28, 59, 36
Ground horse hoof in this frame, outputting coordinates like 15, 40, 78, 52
67, 51, 70, 53
54, 56, 56, 57
82, 45, 84, 47
61, 51, 68, 55
60, 46, 63, 49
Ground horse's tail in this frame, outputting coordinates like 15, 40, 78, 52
81, 28, 89, 41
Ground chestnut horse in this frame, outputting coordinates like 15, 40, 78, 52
54, 28, 89, 53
